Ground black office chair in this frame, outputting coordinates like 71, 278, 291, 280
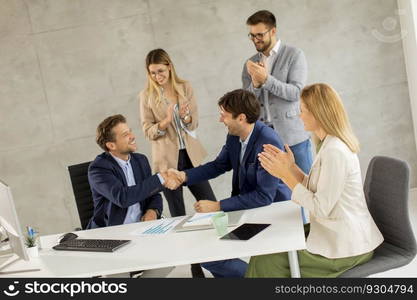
67, 161, 202, 278
67, 162, 94, 230
340, 156, 417, 277
67, 161, 153, 278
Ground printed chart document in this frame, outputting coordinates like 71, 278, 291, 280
131, 218, 185, 235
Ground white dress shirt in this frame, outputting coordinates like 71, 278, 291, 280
261, 39, 281, 74
240, 126, 254, 164
259, 40, 281, 123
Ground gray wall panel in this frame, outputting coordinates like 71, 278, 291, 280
0, 0, 415, 234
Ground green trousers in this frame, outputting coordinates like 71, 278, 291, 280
246, 225, 373, 278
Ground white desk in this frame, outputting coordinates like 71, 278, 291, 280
0, 201, 306, 277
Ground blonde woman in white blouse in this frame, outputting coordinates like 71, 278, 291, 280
246, 83, 383, 277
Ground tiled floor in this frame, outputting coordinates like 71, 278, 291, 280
166, 189, 417, 278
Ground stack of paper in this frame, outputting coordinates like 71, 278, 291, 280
183, 212, 223, 228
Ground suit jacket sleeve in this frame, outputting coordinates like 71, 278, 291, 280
182, 82, 199, 131
242, 61, 262, 99
88, 160, 163, 209
219, 135, 291, 211
220, 128, 291, 211
263, 49, 307, 102
139, 155, 163, 214
139, 91, 164, 141
220, 165, 285, 211
185, 139, 233, 185
291, 147, 347, 218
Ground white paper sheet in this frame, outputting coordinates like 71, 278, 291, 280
182, 212, 223, 228
131, 218, 184, 235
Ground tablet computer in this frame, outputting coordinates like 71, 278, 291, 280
220, 223, 270, 240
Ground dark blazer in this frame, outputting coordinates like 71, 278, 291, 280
87, 152, 163, 229
185, 121, 291, 211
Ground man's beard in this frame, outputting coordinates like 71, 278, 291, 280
255, 39, 271, 53
120, 149, 134, 155
227, 126, 240, 137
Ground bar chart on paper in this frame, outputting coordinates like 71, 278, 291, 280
134, 218, 184, 235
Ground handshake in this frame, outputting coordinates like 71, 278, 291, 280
160, 168, 187, 190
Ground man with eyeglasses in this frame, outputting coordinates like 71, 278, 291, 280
242, 11, 312, 206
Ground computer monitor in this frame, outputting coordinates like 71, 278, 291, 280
0, 179, 31, 274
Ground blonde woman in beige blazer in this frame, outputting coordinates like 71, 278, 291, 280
140, 49, 216, 278
247, 83, 383, 277
139, 48, 216, 217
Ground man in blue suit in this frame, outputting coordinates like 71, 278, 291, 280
87, 114, 177, 229
88, 115, 206, 277
172, 89, 291, 277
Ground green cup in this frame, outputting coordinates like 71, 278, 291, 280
211, 212, 229, 237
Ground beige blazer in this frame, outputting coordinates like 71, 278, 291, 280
139, 81, 207, 173
292, 135, 383, 258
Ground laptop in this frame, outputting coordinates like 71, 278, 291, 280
174, 210, 245, 232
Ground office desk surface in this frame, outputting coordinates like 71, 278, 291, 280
0, 201, 306, 277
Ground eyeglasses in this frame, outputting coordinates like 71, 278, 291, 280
149, 67, 169, 77
248, 28, 272, 40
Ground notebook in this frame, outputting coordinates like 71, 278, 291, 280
174, 210, 244, 232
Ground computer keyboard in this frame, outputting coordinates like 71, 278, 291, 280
53, 239, 131, 252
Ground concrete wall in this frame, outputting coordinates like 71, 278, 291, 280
399, 0, 417, 154
1, 0, 416, 234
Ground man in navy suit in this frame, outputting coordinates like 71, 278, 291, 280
88, 115, 206, 277
172, 89, 291, 277
87, 114, 178, 229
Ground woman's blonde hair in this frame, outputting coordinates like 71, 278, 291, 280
145, 48, 186, 106
301, 83, 360, 153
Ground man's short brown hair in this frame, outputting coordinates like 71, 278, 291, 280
218, 89, 260, 124
96, 114, 126, 151
246, 10, 276, 28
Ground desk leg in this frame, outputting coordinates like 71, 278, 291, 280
288, 250, 301, 278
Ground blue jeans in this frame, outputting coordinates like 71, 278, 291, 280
289, 139, 313, 224
289, 139, 313, 174
201, 259, 248, 278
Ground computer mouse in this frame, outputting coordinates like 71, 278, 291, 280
59, 232, 78, 243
